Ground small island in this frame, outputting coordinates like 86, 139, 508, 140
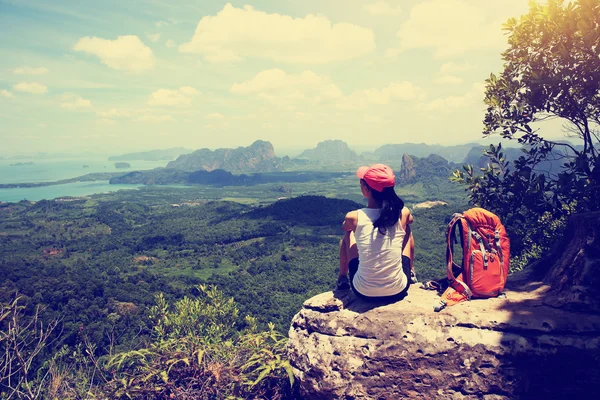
114, 162, 131, 169
9, 162, 34, 167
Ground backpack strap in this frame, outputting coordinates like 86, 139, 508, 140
446, 213, 473, 299
494, 230, 503, 263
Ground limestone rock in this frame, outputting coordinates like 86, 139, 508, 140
398, 153, 416, 185
288, 285, 600, 399
166, 140, 283, 173
297, 140, 359, 165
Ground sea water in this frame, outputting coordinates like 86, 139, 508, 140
0, 181, 146, 203
0, 157, 169, 202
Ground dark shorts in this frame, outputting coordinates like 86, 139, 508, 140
348, 256, 411, 302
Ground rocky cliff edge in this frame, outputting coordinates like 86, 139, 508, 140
288, 282, 600, 399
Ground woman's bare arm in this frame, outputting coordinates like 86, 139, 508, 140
342, 210, 358, 232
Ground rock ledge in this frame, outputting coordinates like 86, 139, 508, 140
288, 284, 600, 399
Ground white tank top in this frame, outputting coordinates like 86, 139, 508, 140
352, 208, 408, 297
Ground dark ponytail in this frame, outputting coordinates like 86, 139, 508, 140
369, 185, 404, 235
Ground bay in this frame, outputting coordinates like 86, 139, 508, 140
0, 158, 168, 184
0, 181, 144, 203
0, 158, 169, 203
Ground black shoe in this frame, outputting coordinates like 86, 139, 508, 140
336, 275, 350, 290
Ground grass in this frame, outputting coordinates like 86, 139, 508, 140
220, 197, 260, 205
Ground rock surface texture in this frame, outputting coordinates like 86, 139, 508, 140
397, 153, 416, 185
288, 284, 600, 399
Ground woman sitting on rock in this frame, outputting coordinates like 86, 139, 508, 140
337, 163, 415, 301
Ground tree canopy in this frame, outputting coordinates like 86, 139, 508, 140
454, 0, 600, 269
484, 0, 599, 207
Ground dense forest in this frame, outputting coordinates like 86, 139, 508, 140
0, 189, 463, 398
0, 193, 459, 341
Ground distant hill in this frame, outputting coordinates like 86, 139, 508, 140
297, 140, 359, 164
374, 143, 481, 164
463, 143, 583, 176
398, 153, 458, 185
166, 140, 283, 173
110, 168, 348, 186
109, 147, 192, 161
463, 146, 523, 167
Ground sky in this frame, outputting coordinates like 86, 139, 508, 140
0, 0, 548, 156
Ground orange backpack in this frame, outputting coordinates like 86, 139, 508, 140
435, 208, 510, 311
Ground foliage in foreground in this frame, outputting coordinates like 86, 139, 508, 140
452, 144, 572, 271
1, 286, 295, 399
453, 0, 599, 270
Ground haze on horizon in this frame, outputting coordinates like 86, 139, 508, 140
1, 0, 563, 156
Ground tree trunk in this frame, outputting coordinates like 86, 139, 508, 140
525, 211, 600, 313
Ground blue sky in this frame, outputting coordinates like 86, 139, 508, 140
1, 0, 551, 156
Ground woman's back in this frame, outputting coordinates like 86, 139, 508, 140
352, 208, 407, 297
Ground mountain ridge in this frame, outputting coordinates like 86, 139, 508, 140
297, 140, 360, 164
167, 140, 283, 173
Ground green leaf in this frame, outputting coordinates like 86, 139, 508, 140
160, 370, 168, 384
251, 367, 272, 387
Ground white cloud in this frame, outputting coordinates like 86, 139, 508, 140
59, 93, 93, 110
390, 0, 510, 58
135, 115, 174, 123
165, 39, 176, 48
231, 69, 337, 95
96, 118, 117, 125
96, 108, 134, 118
336, 81, 425, 110
206, 113, 225, 119
440, 62, 478, 75
156, 20, 168, 28
180, 3, 375, 64
146, 32, 161, 42
148, 86, 198, 106
13, 82, 48, 94
364, 114, 382, 123
417, 82, 485, 112
434, 75, 463, 85
233, 113, 258, 120
179, 86, 198, 96
1, 89, 13, 98
37, 123, 47, 128
364, 1, 402, 16
231, 69, 342, 107
73, 35, 155, 72
384, 48, 401, 59
205, 121, 229, 129
13, 66, 49, 75
232, 69, 424, 110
